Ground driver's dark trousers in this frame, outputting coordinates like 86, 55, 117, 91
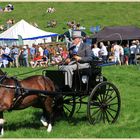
59, 62, 90, 88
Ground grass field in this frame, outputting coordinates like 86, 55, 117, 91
1, 65, 140, 138
1, 2, 140, 35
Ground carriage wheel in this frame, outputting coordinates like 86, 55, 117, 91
87, 81, 121, 124
62, 95, 76, 118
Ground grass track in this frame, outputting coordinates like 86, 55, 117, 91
1, 65, 140, 138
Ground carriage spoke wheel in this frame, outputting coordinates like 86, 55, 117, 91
62, 95, 76, 118
87, 81, 121, 124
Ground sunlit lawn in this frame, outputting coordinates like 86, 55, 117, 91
1, 65, 140, 138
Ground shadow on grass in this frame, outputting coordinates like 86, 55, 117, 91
5, 109, 89, 132
5, 111, 43, 131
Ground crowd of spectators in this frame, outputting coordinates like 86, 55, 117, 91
91, 40, 140, 65
0, 38, 140, 69
0, 6, 140, 67
0, 43, 68, 68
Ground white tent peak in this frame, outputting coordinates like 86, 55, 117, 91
0, 19, 58, 40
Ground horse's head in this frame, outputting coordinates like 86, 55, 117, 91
0, 75, 15, 111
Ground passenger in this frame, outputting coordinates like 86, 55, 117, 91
59, 30, 93, 88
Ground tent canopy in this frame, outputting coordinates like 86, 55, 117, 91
0, 19, 58, 46
93, 26, 140, 42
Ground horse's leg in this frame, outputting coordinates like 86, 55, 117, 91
40, 109, 48, 127
43, 97, 53, 133
0, 112, 5, 136
44, 109, 53, 133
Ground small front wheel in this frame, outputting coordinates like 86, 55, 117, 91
87, 81, 121, 124
63, 95, 76, 118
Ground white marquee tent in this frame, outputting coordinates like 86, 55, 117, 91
0, 19, 58, 46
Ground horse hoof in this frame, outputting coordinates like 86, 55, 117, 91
0, 128, 4, 137
40, 116, 48, 127
47, 124, 52, 133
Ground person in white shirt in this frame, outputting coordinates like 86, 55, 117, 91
4, 45, 10, 55
3, 45, 11, 68
92, 43, 100, 58
113, 42, 121, 65
38, 46, 44, 57
129, 40, 137, 64
99, 42, 108, 63
120, 45, 124, 65
0, 46, 4, 67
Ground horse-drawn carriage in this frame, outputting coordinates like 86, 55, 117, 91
43, 60, 121, 124
0, 60, 121, 136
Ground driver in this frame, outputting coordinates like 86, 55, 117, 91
59, 30, 93, 88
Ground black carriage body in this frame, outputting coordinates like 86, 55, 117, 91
43, 62, 106, 95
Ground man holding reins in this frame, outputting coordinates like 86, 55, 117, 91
59, 30, 93, 88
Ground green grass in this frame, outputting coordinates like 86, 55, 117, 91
1, 65, 140, 138
1, 2, 140, 35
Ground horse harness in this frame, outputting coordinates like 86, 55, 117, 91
0, 75, 26, 110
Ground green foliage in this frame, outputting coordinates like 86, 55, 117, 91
1, 65, 140, 138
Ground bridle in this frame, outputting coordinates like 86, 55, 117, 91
0, 74, 25, 111
0, 75, 17, 89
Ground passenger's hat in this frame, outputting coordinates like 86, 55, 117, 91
72, 30, 82, 39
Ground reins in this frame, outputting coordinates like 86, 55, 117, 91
0, 83, 16, 89
14, 67, 46, 77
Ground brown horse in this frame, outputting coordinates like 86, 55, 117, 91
0, 72, 55, 136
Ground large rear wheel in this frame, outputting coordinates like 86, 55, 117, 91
87, 81, 121, 124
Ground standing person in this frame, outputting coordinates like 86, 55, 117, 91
22, 45, 29, 67
3, 44, 10, 55
2, 44, 11, 68
120, 45, 124, 65
30, 44, 36, 60
91, 43, 100, 58
10, 45, 19, 68
38, 45, 44, 57
43, 45, 49, 58
129, 40, 137, 65
59, 30, 93, 88
18, 47, 24, 67
99, 42, 108, 63
136, 40, 140, 54
0, 46, 4, 67
113, 42, 121, 65
123, 44, 130, 65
